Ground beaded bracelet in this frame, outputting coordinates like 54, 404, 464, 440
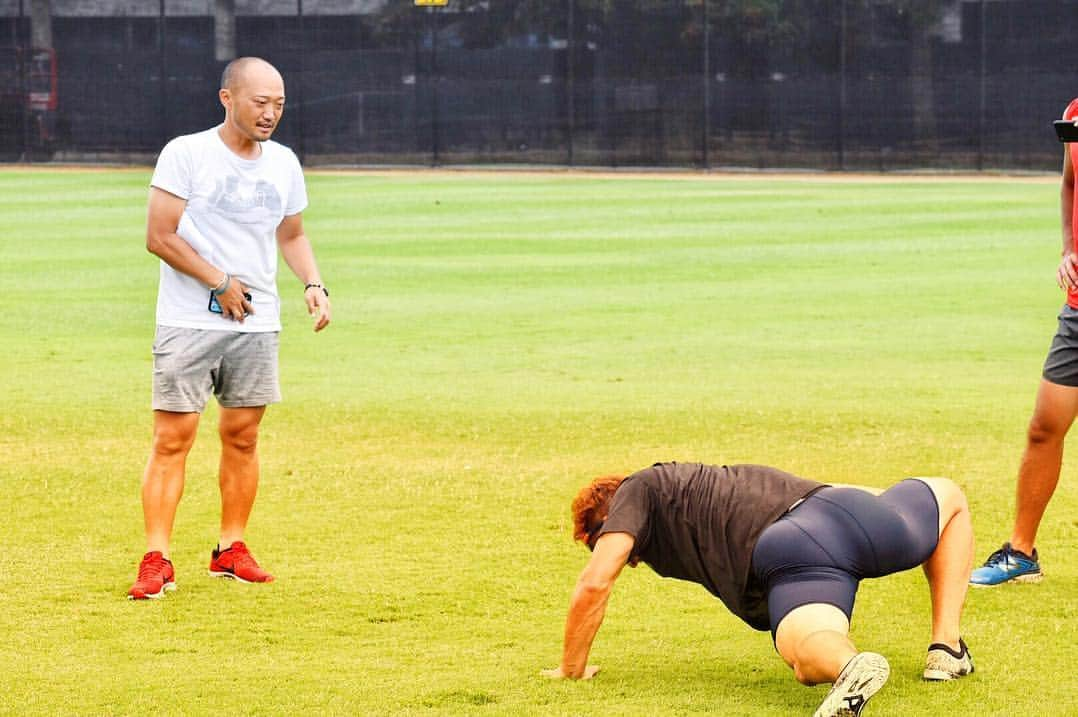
212, 274, 231, 296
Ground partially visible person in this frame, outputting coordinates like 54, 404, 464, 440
128, 56, 331, 600
543, 462, 975, 716
970, 99, 1078, 587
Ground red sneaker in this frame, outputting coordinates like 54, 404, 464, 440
208, 541, 275, 583
127, 551, 177, 600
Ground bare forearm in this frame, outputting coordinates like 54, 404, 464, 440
1063, 185, 1074, 256
147, 232, 223, 288
560, 584, 610, 677
280, 233, 322, 285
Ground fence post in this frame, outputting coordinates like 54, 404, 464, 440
15, 0, 26, 159
296, 0, 306, 163
214, 0, 235, 62
838, 0, 847, 171
429, 7, 439, 166
702, 0, 710, 169
159, 0, 167, 147
567, 0, 574, 166
977, 0, 986, 171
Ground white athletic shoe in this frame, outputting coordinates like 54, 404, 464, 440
813, 652, 890, 717
923, 638, 974, 681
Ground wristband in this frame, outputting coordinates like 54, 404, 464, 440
212, 274, 231, 296
305, 283, 329, 297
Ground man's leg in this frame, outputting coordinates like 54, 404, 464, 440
776, 604, 890, 717
129, 410, 199, 599
1010, 379, 1078, 554
972, 378, 1078, 586
775, 603, 855, 685
915, 478, 972, 650
217, 405, 266, 546
143, 410, 200, 556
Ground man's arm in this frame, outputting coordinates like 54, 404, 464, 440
145, 187, 252, 321
276, 213, 331, 332
541, 531, 635, 680
1058, 145, 1076, 292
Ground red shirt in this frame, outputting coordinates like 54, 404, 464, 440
1065, 98, 1078, 308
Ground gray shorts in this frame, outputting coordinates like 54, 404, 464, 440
1042, 304, 1078, 387
152, 325, 281, 413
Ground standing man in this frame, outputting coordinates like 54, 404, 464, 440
128, 57, 331, 600
544, 463, 975, 716
970, 99, 1078, 587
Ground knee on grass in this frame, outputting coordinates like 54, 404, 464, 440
778, 629, 854, 687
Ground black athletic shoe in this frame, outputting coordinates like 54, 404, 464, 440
923, 638, 974, 681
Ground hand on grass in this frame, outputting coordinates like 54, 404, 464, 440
540, 665, 600, 680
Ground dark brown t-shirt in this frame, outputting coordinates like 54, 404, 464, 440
597, 462, 822, 631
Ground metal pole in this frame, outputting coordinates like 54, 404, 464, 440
13, 0, 22, 45
159, 0, 167, 146
17, 0, 26, 159
424, 6, 433, 164
838, 0, 847, 170
413, 14, 421, 157
566, 0, 575, 166
977, 0, 986, 171
702, 0, 710, 169
296, 0, 306, 163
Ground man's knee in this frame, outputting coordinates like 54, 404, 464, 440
776, 632, 814, 685
151, 414, 198, 457
219, 422, 259, 453
775, 605, 852, 686
1027, 414, 1067, 446
791, 661, 816, 686
777, 627, 847, 687
1027, 380, 1078, 444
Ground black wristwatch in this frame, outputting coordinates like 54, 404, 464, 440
305, 283, 329, 297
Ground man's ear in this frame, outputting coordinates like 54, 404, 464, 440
219, 88, 231, 111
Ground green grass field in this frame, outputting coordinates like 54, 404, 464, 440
0, 168, 1075, 716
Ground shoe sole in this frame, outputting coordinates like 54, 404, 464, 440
969, 571, 1043, 588
814, 652, 890, 717
127, 581, 177, 600
208, 569, 273, 584
923, 668, 972, 681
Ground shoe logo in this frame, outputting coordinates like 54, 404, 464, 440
1000, 556, 1033, 573
844, 695, 865, 711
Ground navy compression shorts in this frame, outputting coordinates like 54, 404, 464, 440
750, 479, 940, 636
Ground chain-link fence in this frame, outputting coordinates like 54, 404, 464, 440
1, 0, 1076, 171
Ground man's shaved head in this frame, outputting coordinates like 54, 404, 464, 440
217, 56, 286, 146
220, 57, 282, 92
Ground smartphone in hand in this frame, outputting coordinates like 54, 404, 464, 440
208, 291, 253, 315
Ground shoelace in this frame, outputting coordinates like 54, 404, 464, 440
981, 546, 1012, 567
229, 544, 260, 572
137, 555, 165, 582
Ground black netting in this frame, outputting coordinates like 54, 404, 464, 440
1, 0, 1076, 170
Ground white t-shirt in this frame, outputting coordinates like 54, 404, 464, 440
150, 125, 308, 332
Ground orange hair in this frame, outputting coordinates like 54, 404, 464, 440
571, 475, 627, 544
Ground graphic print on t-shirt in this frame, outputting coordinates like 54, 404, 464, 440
210, 175, 283, 226
151, 127, 307, 332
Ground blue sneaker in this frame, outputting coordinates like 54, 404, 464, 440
969, 542, 1042, 587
